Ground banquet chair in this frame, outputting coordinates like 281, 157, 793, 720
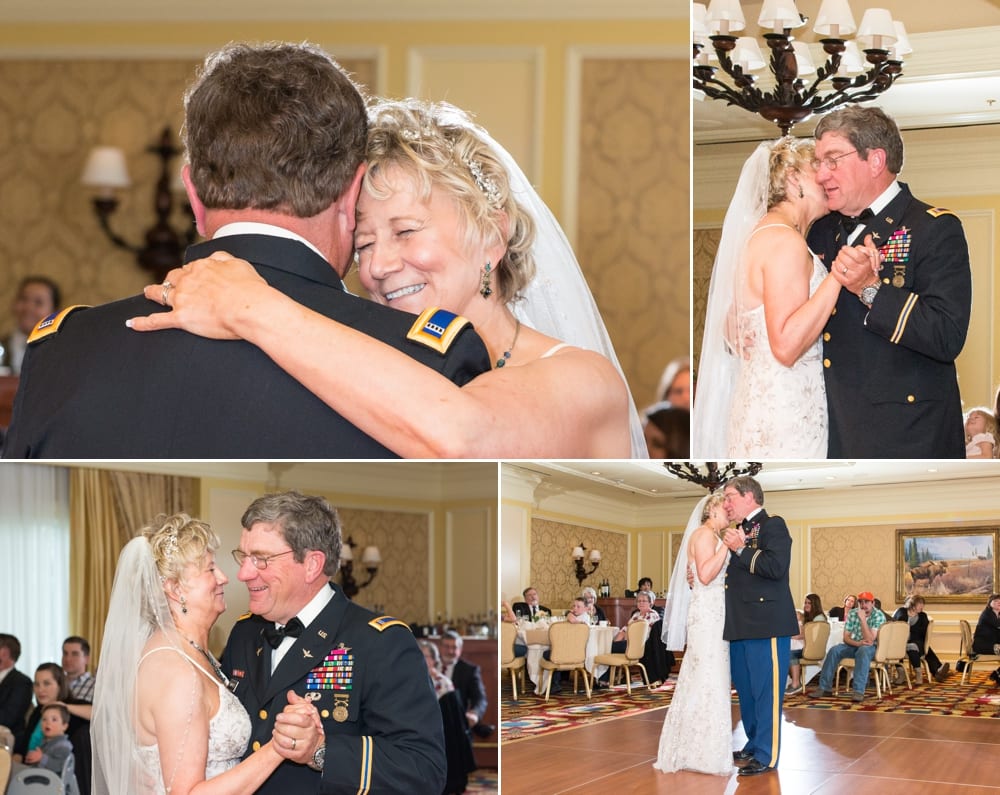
0, 724, 14, 752
592, 620, 650, 694
7, 767, 64, 794
499, 621, 527, 700
834, 621, 908, 699
792, 620, 831, 694
538, 622, 591, 701
0, 746, 13, 794
914, 618, 935, 683
958, 619, 1000, 685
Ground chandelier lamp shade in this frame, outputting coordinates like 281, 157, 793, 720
693, 0, 911, 136
81, 127, 198, 282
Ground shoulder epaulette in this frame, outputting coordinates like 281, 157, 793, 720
235, 611, 253, 622
926, 207, 957, 218
27, 305, 91, 344
406, 307, 471, 354
368, 615, 410, 632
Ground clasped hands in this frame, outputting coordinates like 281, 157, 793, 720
272, 689, 324, 764
831, 234, 883, 295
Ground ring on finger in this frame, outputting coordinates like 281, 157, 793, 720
842, 266, 848, 274
291, 738, 297, 751
161, 280, 173, 306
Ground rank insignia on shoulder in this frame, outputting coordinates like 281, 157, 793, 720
368, 615, 410, 632
236, 611, 253, 621
926, 207, 957, 218
406, 307, 470, 354
27, 305, 90, 344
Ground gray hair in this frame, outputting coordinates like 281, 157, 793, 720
241, 491, 342, 577
725, 475, 764, 506
814, 105, 904, 174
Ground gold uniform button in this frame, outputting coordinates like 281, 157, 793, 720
259, 710, 268, 720
907, 395, 915, 403
832, 307, 837, 315
823, 358, 831, 368
883, 277, 890, 284
252, 741, 261, 752
321, 709, 330, 719
823, 332, 831, 342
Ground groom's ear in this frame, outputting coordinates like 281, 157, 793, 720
338, 163, 368, 235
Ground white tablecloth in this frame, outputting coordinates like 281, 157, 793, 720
517, 621, 617, 693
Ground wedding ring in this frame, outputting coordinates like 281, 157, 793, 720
841, 266, 848, 274
291, 738, 297, 750
161, 280, 173, 306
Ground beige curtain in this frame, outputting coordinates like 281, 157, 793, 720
69, 469, 196, 669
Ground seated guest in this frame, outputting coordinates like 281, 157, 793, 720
972, 593, 1000, 684
787, 609, 806, 692
13, 663, 90, 764
580, 587, 606, 623
789, 594, 828, 692
440, 631, 488, 735
803, 593, 827, 623
810, 591, 885, 704
61, 636, 94, 702
566, 598, 591, 625
606, 592, 674, 686
828, 593, 857, 620
22, 703, 78, 794
418, 641, 475, 795
0, 634, 34, 751
511, 586, 550, 620
1, 275, 60, 375
642, 401, 690, 458
891, 595, 949, 685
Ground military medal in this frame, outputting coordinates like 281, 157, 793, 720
880, 226, 910, 289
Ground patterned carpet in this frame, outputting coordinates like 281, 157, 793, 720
466, 768, 498, 793
501, 669, 1000, 742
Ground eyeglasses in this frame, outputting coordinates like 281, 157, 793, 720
810, 150, 858, 171
232, 549, 294, 570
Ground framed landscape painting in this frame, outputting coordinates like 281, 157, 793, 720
896, 528, 999, 603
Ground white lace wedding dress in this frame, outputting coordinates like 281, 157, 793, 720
727, 228, 829, 457
653, 541, 732, 776
135, 648, 251, 792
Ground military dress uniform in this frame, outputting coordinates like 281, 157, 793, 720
3, 234, 489, 458
221, 586, 445, 795
807, 183, 971, 458
723, 511, 798, 771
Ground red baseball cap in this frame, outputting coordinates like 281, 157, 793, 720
857, 591, 875, 601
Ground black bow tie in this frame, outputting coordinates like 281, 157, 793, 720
263, 616, 304, 649
840, 207, 874, 235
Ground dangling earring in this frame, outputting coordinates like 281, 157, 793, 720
798, 183, 804, 199
181, 596, 188, 614
480, 261, 493, 298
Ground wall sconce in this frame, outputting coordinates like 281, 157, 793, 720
81, 126, 197, 283
572, 542, 601, 585
339, 534, 382, 598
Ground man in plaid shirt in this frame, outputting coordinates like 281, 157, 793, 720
810, 590, 886, 703
62, 636, 95, 702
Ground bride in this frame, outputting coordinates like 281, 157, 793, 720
92, 514, 316, 794
129, 98, 646, 458
654, 493, 733, 776
692, 138, 875, 458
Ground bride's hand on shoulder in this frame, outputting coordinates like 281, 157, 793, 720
127, 251, 268, 338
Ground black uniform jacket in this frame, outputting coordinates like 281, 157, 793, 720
807, 184, 971, 458
3, 234, 489, 458
723, 510, 799, 642
221, 587, 446, 795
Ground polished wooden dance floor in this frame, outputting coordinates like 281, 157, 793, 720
501, 701, 1000, 794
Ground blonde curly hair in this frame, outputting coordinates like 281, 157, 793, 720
766, 137, 815, 211
142, 512, 220, 586
363, 98, 536, 303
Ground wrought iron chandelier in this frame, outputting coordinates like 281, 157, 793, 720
664, 461, 763, 492
693, 0, 911, 136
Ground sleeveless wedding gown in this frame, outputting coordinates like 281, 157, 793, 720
135, 648, 251, 792
727, 225, 829, 457
653, 540, 732, 776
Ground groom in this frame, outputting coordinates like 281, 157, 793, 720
221, 491, 445, 794
721, 476, 798, 777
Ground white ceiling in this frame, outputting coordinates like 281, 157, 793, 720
694, 0, 1000, 144
506, 460, 1000, 506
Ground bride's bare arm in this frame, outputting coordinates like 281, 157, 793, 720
130, 256, 630, 457
690, 526, 729, 585
751, 227, 841, 367
140, 653, 289, 795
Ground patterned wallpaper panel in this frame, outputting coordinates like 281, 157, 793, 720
810, 526, 898, 614
578, 57, 689, 409
0, 57, 375, 330
692, 226, 721, 370
529, 517, 628, 612
337, 506, 429, 624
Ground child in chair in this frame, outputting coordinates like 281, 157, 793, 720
23, 703, 76, 792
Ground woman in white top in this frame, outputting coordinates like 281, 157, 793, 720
129, 99, 644, 458
92, 514, 316, 794
693, 138, 880, 458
